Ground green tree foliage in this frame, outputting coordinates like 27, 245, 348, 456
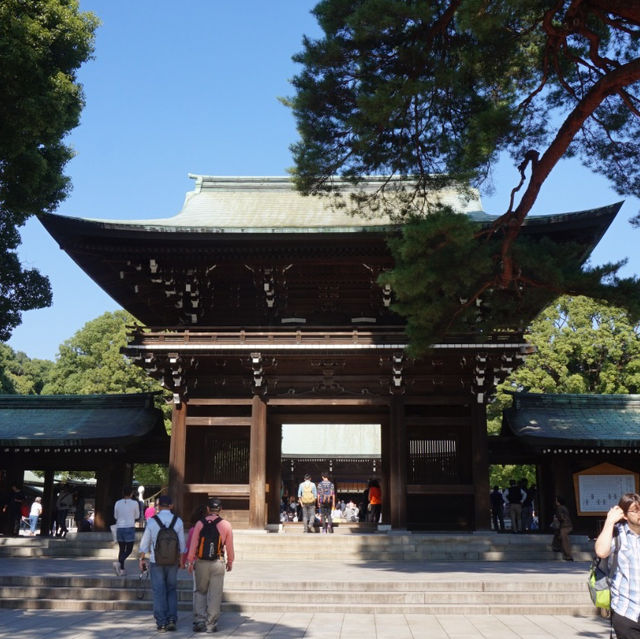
134, 464, 168, 489
488, 296, 640, 434
0, 0, 98, 340
489, 464, 535, 490
42, 310, 165, 397
287, 1, 640, 351
0, 343, 53, 394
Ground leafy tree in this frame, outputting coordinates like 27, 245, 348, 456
488, 295, 640, 434
287, 0, 640, 352
133, 464, 168, 489
0, 0, 98, 341
489, 464, 535, 490
41, 310, 171, 483
0, 344, 53, 394
43, 310, 158, 395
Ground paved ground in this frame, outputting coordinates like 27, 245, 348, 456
0, 557, 611, 639
0, 609, 611, 639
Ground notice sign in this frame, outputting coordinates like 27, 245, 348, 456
578, 472, 637, 514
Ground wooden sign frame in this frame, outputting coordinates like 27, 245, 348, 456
573, 462, 639, 516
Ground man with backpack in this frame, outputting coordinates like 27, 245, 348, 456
186, 497, 234, 633
138, 495, 186, 632
297, 474, 317, 533
316, 471, 336, 534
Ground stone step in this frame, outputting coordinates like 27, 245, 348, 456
0, 585, 587, 605
0, 532, 596, 562
0, 597, 596, 616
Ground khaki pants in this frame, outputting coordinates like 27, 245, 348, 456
193, 559, 226, 626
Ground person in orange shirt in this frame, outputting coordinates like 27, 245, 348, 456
186, 498, 234, 633
367, 478, 382, 524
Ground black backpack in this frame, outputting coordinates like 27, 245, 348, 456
153, 514, 179, 565
196, 516, 223, 561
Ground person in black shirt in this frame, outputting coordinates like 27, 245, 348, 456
3, 484, 25, 536
490, 486, 505, 532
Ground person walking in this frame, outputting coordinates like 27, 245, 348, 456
316, 471, 335, 533
551, 495, 573, 561
595, 492, 640, 639
113, 486, 141, 576
138, 495, 186, 632
297, 474, 317, 533
28, 496, 42, 536
186, 497, 234, 633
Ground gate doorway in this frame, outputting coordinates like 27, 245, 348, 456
280, 422, 381, 505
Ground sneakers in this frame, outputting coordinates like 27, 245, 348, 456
166, 621, 176, 632
157, 625, 167, 632
209, 624, 218, 633
193, 622, 206, 633
112, 561, 122, 576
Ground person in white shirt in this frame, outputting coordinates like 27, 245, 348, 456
29, 497, 42, 536
113, 486, 140, 576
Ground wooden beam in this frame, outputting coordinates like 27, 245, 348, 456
267, 397, 389, 407
406, 484, 475, 495
186, 398, 253, 406
183, 483, 250, 497
186, 416, 252, 426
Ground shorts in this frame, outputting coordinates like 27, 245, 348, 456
116, 526, 135, 543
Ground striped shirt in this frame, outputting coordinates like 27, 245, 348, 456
611, 522, 640, 621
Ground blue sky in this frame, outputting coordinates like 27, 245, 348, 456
8, 0, 640, 361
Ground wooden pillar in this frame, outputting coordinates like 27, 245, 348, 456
39, 469, 55, 537
249, 395, 267, 529
169, 400, 187, 516
388, 396, 407, 528
94, 462, 129, 531
266, 420, 282, 525
471, 399, 491, 530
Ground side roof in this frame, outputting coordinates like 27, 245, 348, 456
503, 392, 640, 448
0, 392, 166, 448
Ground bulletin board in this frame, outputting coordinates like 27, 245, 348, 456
573, 463, 639, 516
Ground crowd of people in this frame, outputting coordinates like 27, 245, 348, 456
281, 474, 382, 532
489, 478, 538, 533
0, 482, 94, 537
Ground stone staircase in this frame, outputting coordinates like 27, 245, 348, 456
0, 531, 598, 615
0, 529, 596, 561
0, 572, 594, 616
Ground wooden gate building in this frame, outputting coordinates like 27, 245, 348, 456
39, 176, 620, 529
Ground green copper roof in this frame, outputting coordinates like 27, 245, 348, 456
81, 175, 487, 232
503, 393, 640, 448
0, 393, 166, 448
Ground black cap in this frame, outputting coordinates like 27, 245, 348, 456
158, 495, 172, 507
208, 497, 222, 511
